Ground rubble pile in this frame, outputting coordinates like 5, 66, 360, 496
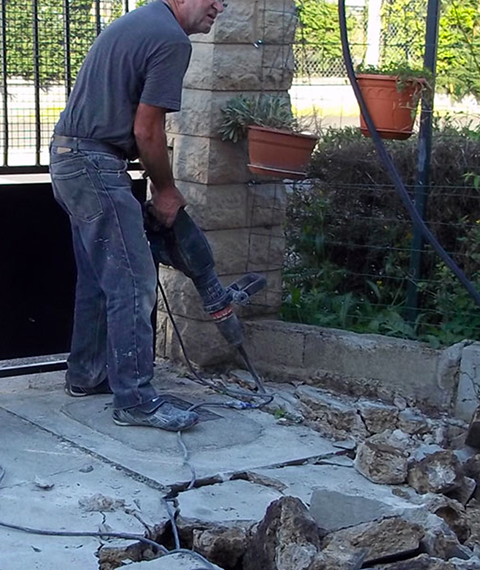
98, 382, 480, 570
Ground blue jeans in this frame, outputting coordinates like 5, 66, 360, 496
49, 144, 158, 409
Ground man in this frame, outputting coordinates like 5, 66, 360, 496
49, 0, 225, 431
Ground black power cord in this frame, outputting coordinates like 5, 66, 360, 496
338, 0, 480, 309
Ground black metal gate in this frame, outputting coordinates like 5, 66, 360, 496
0, 0, 134, 173
0, 0, 146, 372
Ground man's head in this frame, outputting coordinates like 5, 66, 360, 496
166, 0, 225, 35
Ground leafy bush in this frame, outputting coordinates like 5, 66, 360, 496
282, 122, 480, 346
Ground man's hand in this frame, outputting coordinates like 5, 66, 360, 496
150, 183, 187, 228
134, 103, 185, 227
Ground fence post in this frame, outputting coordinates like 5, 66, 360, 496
405, 0, 441, 325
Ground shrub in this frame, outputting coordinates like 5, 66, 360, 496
283, 122, 480, 345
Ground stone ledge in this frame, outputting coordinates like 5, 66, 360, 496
242, 320, 472, 416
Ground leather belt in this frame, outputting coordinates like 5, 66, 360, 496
51, 135, 126, 160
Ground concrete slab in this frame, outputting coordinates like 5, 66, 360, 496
248, 464, 425, 528
0, 407, 169, 570
177, 479, 283, 523
0, 368, 353, 570
0, 373, 339, 488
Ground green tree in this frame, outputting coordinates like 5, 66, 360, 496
296, 0, 480, 99
5, 0, 123, 86
437, 0, 480, 99
380, 0, 480, 99
295, 0, 365, 76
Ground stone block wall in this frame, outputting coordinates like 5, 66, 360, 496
158, 0, 297, 365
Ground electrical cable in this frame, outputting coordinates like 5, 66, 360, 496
0, 520, 166, 551
177, 430, 198, 490
0, 520, 217, 569
338, 0, 480, 309
0, 271, 271, 569
162, 498, 181, 550
156, 276, 274, 408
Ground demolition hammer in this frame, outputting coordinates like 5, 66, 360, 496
144, 202, 267, 391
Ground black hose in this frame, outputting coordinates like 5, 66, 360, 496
0, 519, 217, 569
0, 521, 165, 551
338, 0, 480, 309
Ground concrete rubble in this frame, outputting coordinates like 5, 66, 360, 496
1, 362, 480, 570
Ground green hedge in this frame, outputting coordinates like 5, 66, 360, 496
282, 124, 480, 346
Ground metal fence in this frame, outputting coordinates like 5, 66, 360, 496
0, 0, 136, 173
287, 0, 480, 346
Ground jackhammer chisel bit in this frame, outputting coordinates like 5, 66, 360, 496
144, 202, 266, 351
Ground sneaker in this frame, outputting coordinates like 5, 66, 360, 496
112, 402, 199, 432
65, 378, 112, 398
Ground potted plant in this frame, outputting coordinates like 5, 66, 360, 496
219, 95, 318, 179
355, 63, 432, 140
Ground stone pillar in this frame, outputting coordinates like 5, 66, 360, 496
158, 0, 298, 366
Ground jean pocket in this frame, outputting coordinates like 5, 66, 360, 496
51, 166, 103, 223
88, 153, 128, 173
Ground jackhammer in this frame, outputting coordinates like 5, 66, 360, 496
144, 202, 267, 392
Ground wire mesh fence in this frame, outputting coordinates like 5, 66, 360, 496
0, 0, 132, 171
287, 0, 480, 346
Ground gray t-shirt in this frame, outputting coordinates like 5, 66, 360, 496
55, 1, 191, 159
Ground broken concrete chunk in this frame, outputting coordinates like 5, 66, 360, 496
243, 496, 323, 570
357, 400, 399, 435
422, 523, 472, 561
78, 493, 126, 512
393, 396, 408, 411
408, 449, 463, 494
310, 488, 396, 531
423, 495, 470, 544
192, 525, 249, 569
398, 409, 431, 436
449, 556, 480, 569
230, 369, 258, 391
465, 407, 480, 450
322, 516, 424, 565
267, 392, 305, 423
33, 476, 55, 490
380, 555, 457, 569
447, 477, 477, 506
333, 439, 357, 451
295, 385, 368, 439
463, 454, 480, 482
364, 553, 456, 569
465, 499, 480, 552
354, 431, 410, 485
176, 479, 282, 526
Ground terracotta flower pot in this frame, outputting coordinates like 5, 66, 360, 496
247, 125, 318, 179
356, 74, 423, 140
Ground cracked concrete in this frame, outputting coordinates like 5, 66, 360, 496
1, 361, 479, 570
0, 364, 341, 569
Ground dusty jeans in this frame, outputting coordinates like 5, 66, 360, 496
49, 140, 158, 409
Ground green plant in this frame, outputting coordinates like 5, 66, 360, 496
4, 0, 124, 87
282, 124, 480, 346
219, 95, 298, 143
356, 62, 433, 96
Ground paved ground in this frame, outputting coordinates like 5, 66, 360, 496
0, 362, 344, 569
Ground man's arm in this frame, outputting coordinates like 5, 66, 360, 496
134, 102, 186, 228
